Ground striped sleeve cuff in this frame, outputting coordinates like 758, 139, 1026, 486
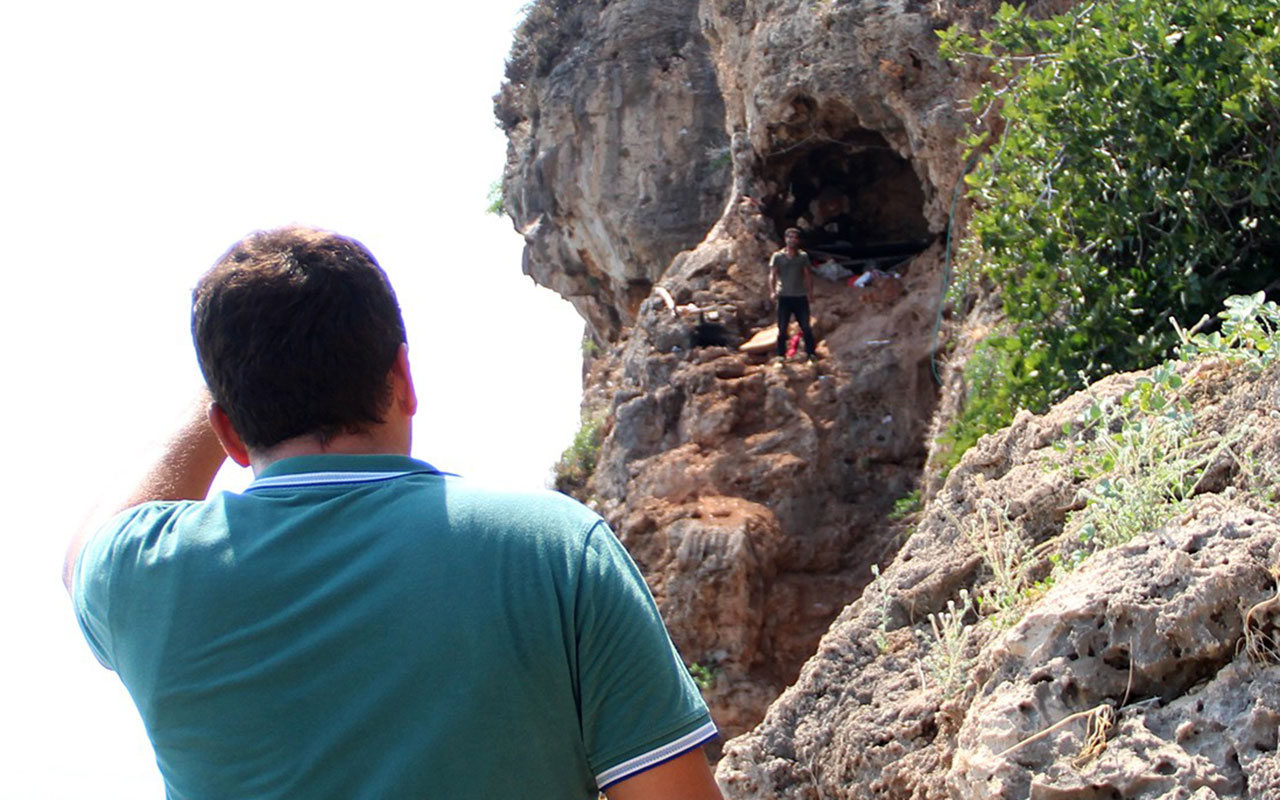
595, 720, 719, 789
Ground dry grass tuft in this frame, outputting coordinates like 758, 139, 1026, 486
1240, 569, 1280, 666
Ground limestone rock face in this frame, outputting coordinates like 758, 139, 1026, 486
949, 510, 1280, 799
498, 0, 730, 340
500, 0, 1011, 739
715, 360, 1280, 798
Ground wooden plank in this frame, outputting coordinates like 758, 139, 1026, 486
739, 325, 779, 353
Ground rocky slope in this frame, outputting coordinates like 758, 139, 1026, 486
497, 0, 1280, 796
717, 357, 1280, 797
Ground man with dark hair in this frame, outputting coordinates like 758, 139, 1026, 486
65, 226, 722, 799
768, 226, 817, 364
191, 226, 410, 449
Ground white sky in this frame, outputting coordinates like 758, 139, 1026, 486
0, 2, 587, 796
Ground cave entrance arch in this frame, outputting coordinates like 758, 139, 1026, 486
761, 121, 932, 271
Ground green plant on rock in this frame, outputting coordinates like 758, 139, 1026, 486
954, 499, 1032, 626
485, 180, 505, 216
1175, 291, 1280, 369
553, 411, 606, 498
688, 662, 717, 691
868, 564, 893, 652
1231, 444, 1280, 510
921, 589, 975, 698
887, 489, 922, 521
1060, 358, 1242, 561
1070, 411, 1201, 553
1040, 294, 1280, 572
705, 145, 732, 170
937, 0, 1280, 472
934, 336, 1046, 475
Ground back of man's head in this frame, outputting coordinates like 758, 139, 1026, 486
192, 226, 406, 452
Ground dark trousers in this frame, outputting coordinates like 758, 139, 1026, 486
776, 295, 816, 357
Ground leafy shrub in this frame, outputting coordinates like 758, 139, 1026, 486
1175, 291, 1280, 368
486, 180, 505, 216
553, 411, 605, 498
937, 0, 1280, 471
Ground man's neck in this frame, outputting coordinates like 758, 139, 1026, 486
249, 428, 411, 475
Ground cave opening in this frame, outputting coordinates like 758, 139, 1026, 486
760, 127, 933, 272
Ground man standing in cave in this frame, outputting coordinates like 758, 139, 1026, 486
64, 226, 723, 799
768, 226, 818, 364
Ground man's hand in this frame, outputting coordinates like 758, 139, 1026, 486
63, 389, 228, 592
604, 747, 724, 800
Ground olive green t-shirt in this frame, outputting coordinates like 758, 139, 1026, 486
770, 249, 812, 297
74, 454, 715, 799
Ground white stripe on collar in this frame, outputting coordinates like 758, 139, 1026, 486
246, 470, 429, 492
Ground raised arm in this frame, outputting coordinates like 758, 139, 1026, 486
604, 748, 723, 800
63, 389, 228, 592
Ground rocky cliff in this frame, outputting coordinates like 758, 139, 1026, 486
499, 0, 1002, 739
498, 0, 1280, 795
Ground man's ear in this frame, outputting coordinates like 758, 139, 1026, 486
391, 343, 418, 417
208, 402, 252, 468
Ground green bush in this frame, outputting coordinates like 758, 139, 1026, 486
485, 180, 505, 216
938, 0, 1280, 471
553, 412, 605, 498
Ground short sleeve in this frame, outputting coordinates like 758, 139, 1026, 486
72, 503, 177, 671
72, 511, 136, 670
575, 521, 717, 788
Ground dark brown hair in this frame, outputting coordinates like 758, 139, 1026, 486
192, 226, 407, 451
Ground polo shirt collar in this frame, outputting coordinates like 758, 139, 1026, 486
247, 454, 447, 492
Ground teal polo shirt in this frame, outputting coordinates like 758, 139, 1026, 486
74, 454, 715, 799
